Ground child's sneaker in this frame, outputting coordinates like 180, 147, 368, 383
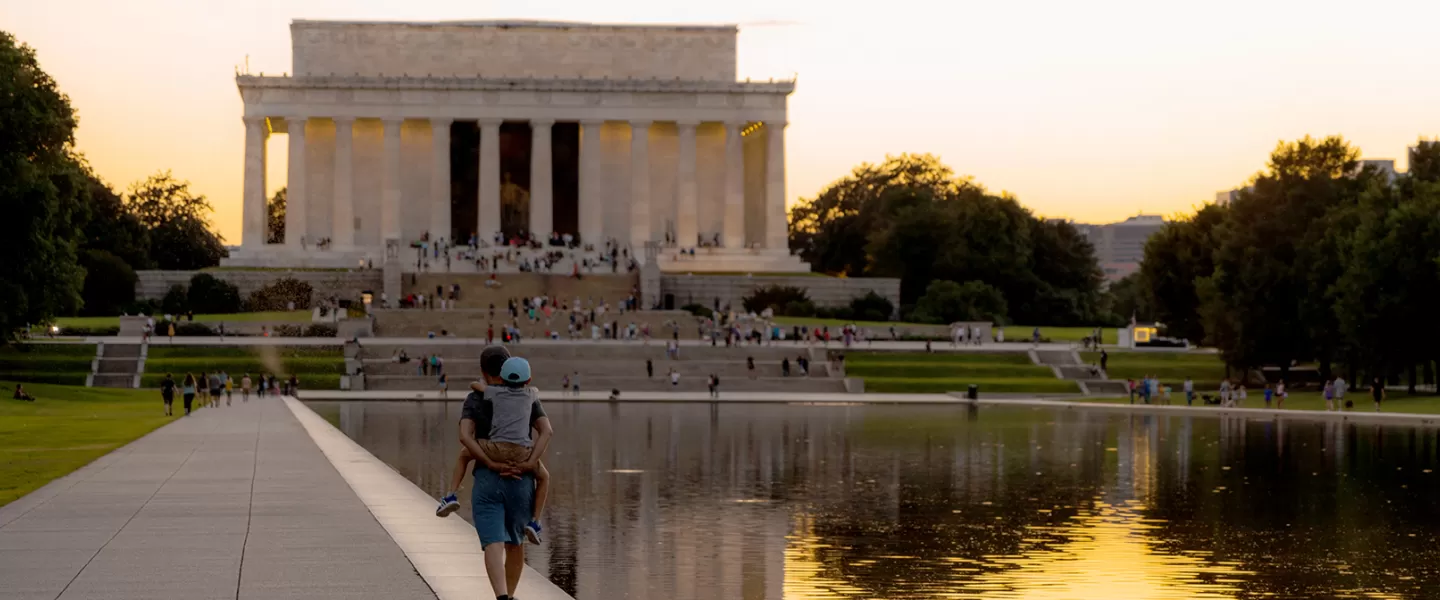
524, 520, 543, 544
435, 493, 460, 517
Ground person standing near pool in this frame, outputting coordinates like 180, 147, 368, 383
1371, 377, 1385, 412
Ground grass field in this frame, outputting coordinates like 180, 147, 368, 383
143, 346, 344, 390
46, 311, 311, 330
847, 351, 1078, 394
0, 344, 97, 387
0, 382, 173, 507
1081, 350, 1228, 389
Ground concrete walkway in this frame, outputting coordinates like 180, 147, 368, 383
0, 396, 434, 600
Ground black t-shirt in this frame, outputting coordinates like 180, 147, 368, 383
460, 389, 547, 439
161, 378, 175, 399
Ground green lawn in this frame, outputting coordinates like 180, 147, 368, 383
1081, 350, 1228, 389
0, 382, 174, 507
0, 344, 96, 387
47, 311, 312, 330
142, 346, 344, 390
848, 351, 1077, 394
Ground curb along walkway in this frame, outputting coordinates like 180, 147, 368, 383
0, 396, 435, 600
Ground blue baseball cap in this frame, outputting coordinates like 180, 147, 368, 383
500, 357, 531, 385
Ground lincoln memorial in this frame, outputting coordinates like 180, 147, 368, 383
225, 19, 808, 273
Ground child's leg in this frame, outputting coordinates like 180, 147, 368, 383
450, 447, 473, 494
532, 460, 549, 521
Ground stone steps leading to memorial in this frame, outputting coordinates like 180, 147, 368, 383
361, 357, 808, 379
369, 308, 708, 339
362, 374, 846, 394
397, 272, 639, 311
353, 341, 816, 361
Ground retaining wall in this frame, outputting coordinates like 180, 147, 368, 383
660, 274, 900, 314
136, 270, 383, 302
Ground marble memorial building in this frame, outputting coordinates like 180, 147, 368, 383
227, 19, 807, 272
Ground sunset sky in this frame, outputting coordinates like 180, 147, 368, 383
8, 0, 1440, 243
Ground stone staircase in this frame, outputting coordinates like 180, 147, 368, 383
370, 308, 707, 339
1031, 348, 1125, 396
398, 272, 639, 310
90, 342, 144, 388
351, 341, 846, 394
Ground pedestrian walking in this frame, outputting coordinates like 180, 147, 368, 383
1371, 377, 1385, 411
161, 373, 175, 416
1183, 377, 1194, 406
181, 373, 196, 416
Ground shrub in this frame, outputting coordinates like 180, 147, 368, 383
187, 274, 242, 314
849, 292, 895, 322
59, 326, 121, 336
161, 284, 189, 315
782, 299, 817, 317
303, 324, 337, 337
78, 250, 137, 316
742, 285, 810, 314
910, 280, 1009, 324
680, 303, 715, 319
272, 324, 303, 337
246, 277, 314, 312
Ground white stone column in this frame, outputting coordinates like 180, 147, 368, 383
381, 118, 403, 242
530, 119, 554, 239
241, 116, 268, 247
430, 118, 453, 243
332, 117, 355, 248
722, 121, 745, 249
765, 121, 789, 251
629, 120, 652, 250
285, 117, 309, 249
478, 118, 502, 243
675, 120, 699, 248
579, 120, 603, 245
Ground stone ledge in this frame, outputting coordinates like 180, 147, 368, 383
237, 74, 795, 94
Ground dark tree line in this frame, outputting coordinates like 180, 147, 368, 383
1, 31, 226, 340
1139, 135, 1440, 392
789, 153, 1107, 325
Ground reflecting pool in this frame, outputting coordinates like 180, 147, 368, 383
305, 401, 1440, 599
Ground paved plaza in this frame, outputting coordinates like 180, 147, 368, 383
0, 394, 567, 600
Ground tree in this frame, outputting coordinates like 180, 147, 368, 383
910, 280, 1008, 324
77, 250, 136, 316
789, 154, 1103, 324
126, 172, 226, 269
151, 215, 226, 270
185, 273, 242, 314
1201, 135, 1363, 373
0, 32, 85, 341
849, 292, 895, 322
267, 187, 286, 244
78, 172, 152, 269
1139, 204, 1224, 343
1104, 272, 1154, 325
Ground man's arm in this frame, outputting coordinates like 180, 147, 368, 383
521, 416, 553, 470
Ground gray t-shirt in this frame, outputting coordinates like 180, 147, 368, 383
484, 385, 538, 447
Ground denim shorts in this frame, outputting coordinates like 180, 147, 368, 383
470, 466, 534, 547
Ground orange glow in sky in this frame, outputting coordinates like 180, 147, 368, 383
9, 0, 1440, 244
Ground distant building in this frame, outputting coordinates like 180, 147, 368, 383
1076, 215, 1166, 282
1356, 159, 1398, 184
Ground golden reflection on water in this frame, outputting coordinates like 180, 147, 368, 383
955, 500, 1248, 599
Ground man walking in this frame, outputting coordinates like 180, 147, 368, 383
460, 346, 553, 600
